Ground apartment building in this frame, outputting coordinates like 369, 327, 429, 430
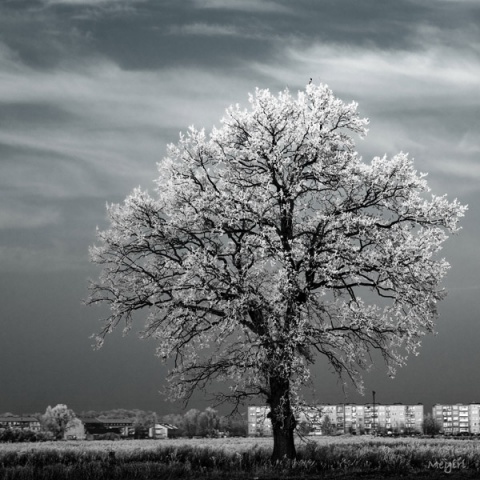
343, 404, 364, 433
432, 403, 480, 435
248, 403, 424, 436
247, 405, 272, 436
313, 404, 366, 434
302, 404, 340, 433
405, 404, 424, 432
343, 403, 423, 435
469, 404, 480, 434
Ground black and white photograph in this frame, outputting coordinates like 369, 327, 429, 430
1, 1, 479, 478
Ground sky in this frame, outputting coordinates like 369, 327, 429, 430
1, 0, 480, 417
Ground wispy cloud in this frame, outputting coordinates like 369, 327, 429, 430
192, 0, 290, 13
39, 0, 146, 20
250, 40, 480, 197
263, 43, 480, 99
169, 23, 246, 37
0, 42, 256, 201
0, 205, 60, 230
0, 2, 477, 273
41, 0, 143, 5
168, 22, 270, 39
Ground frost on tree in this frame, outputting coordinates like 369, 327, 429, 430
88, 83, 466, 460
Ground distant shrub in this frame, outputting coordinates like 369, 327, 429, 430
0, 428, 54, 443
95, 432, 121, 441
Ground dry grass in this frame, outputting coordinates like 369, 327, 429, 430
2, 435, 480, 479
2, 433, 475, 453
0, 436, 272, 454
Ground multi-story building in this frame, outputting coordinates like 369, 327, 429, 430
469, 404, 480, 435
248, 403, 424, 436
247, 406, 272, 436
405, 404, 424, 433
432, 403, 480, 435
343, 404, 365, 434
359, 403, 423, 435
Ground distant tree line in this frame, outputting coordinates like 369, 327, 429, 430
0, 429, 54, 443
162, 407, 247, 438
0, 404, 75, 442
80, 406, 247, 438
0, 405, 443, 442
1, 404, 246, 442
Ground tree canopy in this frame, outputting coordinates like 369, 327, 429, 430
41, 404, 76, 440
88, 83, 466, 459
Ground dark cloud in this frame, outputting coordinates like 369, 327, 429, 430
0, 3, 93, 69
3, 0, 479, 71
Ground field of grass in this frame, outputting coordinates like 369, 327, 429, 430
2, 435, 480, 479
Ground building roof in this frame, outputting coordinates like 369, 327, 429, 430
154, 423, 178, 430
0, 416, 40, 423
97, 418, 134, 425
78, 417, 104, 425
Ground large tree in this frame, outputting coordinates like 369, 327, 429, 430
41, 404, 76, 440
88, 83, 465, 460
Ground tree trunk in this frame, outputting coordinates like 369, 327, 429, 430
268, 376, 297, 461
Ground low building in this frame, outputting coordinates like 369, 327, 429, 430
80, 417, 134, 438
98, 418, 134, 437
148, 423, 178, 439
64, 418, 86, 440
0, 415, 41, 431
78, 417, 105, 437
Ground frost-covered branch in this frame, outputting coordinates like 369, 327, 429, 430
88, 82, 466, 460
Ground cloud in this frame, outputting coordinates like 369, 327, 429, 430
38, 0, 146, 20
412, 22, 480, 57
0, 7, 477, 274
41, 0, 143, 5
249, 41, 480, 193
0, 244, 86, 273
0, 56, 240, 138
263, 43, 480, 100
1, 31, 478, 213
0, 36, 260, 272
434, 0, 480, 3
167, 22, 274, 40
0, 205, 60, 230
191, 0, 290, 13
0, 41, 261, 206
169, 23, 249, 37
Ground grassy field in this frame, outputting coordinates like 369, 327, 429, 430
2, 435, 480, 479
